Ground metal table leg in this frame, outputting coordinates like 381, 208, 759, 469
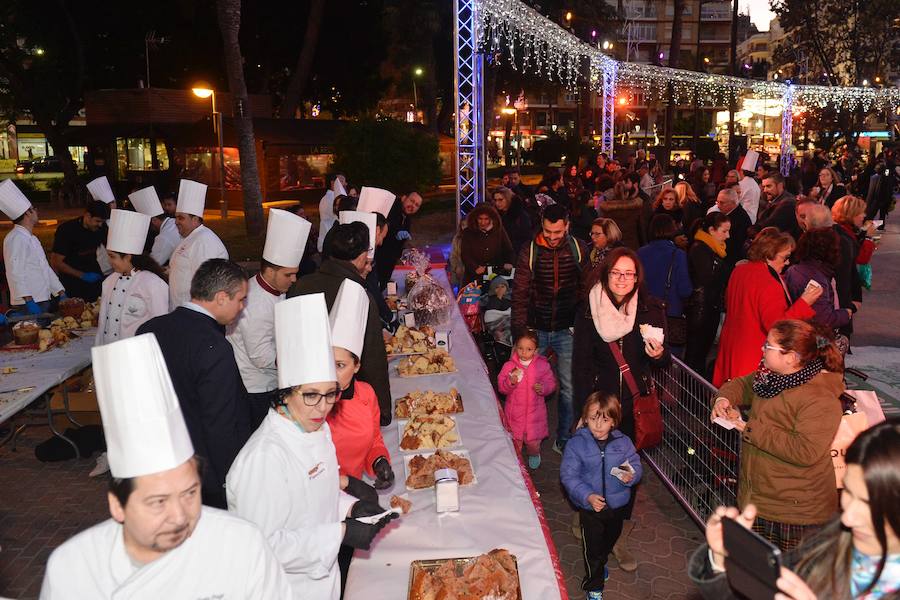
46, 393, 80, 459
60, 384, 83, 428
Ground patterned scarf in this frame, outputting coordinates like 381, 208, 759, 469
752, 358, 824, 398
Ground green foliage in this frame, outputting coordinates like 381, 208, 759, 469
333, 119, 441, 193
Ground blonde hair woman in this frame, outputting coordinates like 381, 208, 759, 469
813, 167, 846, 208
675, 181, 706, 236
832, 195, 877, 287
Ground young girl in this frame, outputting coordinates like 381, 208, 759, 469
497, 330, 557, 469
561, 393, 642, 600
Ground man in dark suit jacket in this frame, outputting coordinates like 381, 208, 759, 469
289, 222, 393, 425
713, 188, 752, 270
137, 259, 250, 509
754, 172, 799, 240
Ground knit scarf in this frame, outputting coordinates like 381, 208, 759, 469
752, 358, 824, 398
589, 285, 639, 342
694, 229, 727, 258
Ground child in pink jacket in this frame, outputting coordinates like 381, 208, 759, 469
498, 330, 557, 469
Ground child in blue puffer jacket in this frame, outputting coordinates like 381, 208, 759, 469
561, 392, 642, 600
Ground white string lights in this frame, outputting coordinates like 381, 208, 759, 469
477, 0, 900, 112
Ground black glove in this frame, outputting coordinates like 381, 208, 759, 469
372, 456, 395, 490
350, 500, 387, 519
342, 514, 395, 550
345, 475, 379, 504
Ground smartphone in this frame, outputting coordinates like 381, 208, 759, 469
723, 517, 782, 600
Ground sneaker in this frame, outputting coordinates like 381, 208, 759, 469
586, 590, 603, 600
527, 454, 542, 469
552, 440, 565, 455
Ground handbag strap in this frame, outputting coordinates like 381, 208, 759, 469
663, 248, 677, 306
608, 341, 641, 398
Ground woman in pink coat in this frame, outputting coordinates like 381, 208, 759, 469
498, 329, 557, 469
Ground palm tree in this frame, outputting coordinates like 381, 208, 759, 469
216, 0, 264, 236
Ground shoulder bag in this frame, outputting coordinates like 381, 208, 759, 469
608, 341, 663, 450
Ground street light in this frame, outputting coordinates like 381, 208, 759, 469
501, 107, 520, 166
192, 85, 227, 219
412, 68, 424, 122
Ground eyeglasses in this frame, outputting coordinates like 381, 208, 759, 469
609, 270, 637, 281
300, 388, 341, 406
761, 342, 786, 354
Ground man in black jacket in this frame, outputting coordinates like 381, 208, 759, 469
511, 204, 588, 452
289, 222, 393, 425
374, 192, 423, 290
713, 188, 751, 270
754, 172, 799, 240
137, 259, 250, 509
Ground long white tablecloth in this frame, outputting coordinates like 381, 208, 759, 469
0, 334, 95, 425
345, 270, 564, 600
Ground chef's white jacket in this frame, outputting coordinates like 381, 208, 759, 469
168, 224, 228, 310
226, 410, 356, 600
95, 270, 169, 345
738, 176, 761, 224
226, 275, 281, 393
317, 190, 336, 253
151, 217, 180, 266
2, 225, 64, 305
40, 506, 291, 599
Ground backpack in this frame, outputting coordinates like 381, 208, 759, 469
527, 236, 584, 272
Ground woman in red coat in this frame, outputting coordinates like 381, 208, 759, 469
712, 228, 821, 387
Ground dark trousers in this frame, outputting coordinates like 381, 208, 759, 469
580, 507, 627, 592
338, 543, 354, 598
247, 390, 278, 432
685, 311, 720, 379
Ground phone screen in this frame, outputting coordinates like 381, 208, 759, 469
722, 518, 782, 600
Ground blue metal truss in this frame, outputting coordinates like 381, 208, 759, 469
455, 0, 485, 221
601, 62, 618, 158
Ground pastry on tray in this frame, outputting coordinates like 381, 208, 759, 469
12, 321, 40, 345
390, 495, 413, 514
385, 325, 436, 355
399, 415, 459, 451
397, 349, 456, 376
394, 388, 462, 418
405, 449, 474, 489
408, 548, 520, 600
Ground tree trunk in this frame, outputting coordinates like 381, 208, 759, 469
664, 0, 686, 153
43, 125, 78, 207
216, 0, 265, 236
280, 0, 326, 118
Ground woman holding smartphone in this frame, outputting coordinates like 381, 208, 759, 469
690, 418, 900, 600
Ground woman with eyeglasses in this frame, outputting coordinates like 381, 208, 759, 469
710, 319, 844, 552
712, 228, 821, 387
572, 246, 670, 571
226, 293, 397, 600
691, 417, 900, 599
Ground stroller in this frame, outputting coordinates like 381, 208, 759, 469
456, 275, 513, 372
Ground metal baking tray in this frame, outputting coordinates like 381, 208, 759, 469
407, 553, 522, 600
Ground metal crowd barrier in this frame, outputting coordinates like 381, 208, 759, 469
641, 357, 741, 530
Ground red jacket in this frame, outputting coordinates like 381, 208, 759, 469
498, 353, 557, 442
326, 380, 389, 478
713, 261, 815, 387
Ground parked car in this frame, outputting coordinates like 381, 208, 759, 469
15, 160, 33, 174
30, 156, 65, 173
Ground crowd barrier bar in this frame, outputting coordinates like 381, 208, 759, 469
641, 356, 741, 530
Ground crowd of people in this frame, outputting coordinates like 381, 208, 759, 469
0, 138, 897, 600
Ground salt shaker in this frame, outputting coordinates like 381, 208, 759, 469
434, 468, 459, 513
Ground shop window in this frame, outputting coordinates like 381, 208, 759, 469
279, 153, 332, 191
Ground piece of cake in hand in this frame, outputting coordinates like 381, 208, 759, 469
639, 323, 665, 345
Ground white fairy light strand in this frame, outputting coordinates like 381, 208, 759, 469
477, 0, 900, 111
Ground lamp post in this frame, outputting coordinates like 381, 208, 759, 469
192, 86, 228, 219
412, 67, 424, 122
501, 107, 519, 166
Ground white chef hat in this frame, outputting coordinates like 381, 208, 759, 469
86, 176, 116, 204
339, 210, 377, 258
275, 293, 336, 388
358, 187, 396, 217
92, 333, 195, 479
741, 150, 760, 173
107, 209, 151, 256
330, 279, 369, 358
332, 175, 347, 197
0, 179, 32, 220
176, 179, 208, 217
129, 186, 164, 217
262, 209, 312, 268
